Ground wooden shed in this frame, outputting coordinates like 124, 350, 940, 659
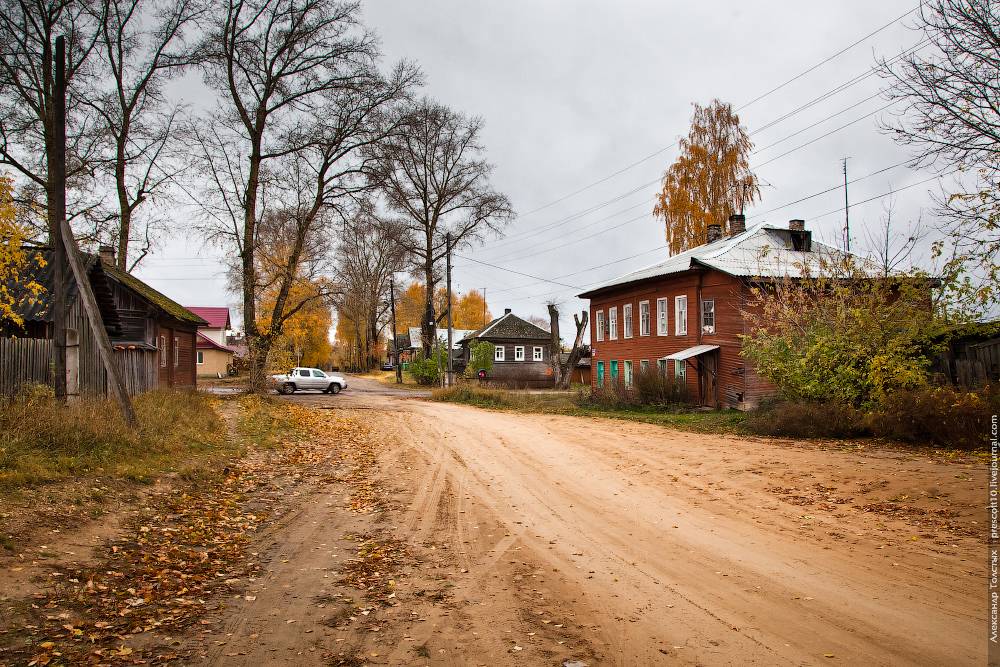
0, 246, 206, 396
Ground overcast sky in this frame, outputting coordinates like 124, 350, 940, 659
133, 0, 942, 339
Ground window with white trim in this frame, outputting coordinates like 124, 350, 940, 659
197, 350, 204, 365
675, 296, 688, 335
514, 345, 525, 361
494, 345, 505, 361
608, 306, 618, 340
656, 298, 668, 336
675, 359, 686, 382
701, 299, 716, 334
639, 300, 650, 336
623, 304, 633, 339
532, 346, 544, 361
595, 310, 605, 342
657, 359, 667, 377
159, 335, 167, 367
640, 359, 649, 374
173, 337, 180, 367
624, 360, 633, 388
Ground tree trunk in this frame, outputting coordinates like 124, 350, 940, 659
242, 139, 263, 391
547, 303, 562, 388
421, 255, 435, 358
547, 304, 589, 390
115, 132, 131, 271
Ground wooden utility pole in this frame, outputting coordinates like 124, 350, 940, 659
51, 36, 68, 400
842, 157, 851, 252
390, 275, 401, 384
54, 36, 136, 425
445, 233, 454, 388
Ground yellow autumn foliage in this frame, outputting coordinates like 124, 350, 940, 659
0, 174, 45, 328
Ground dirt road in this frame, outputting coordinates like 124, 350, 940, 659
175, 375, 978, 667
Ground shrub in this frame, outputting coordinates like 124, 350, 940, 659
584, 369, 688, 408
464, 341, 494, 379
743, 399, 869, 439
406, 348, 446, 385
869, 384, 998, 449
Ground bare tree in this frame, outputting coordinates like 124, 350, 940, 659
91, 0, 204, 271
195, 0, 417, 389
333, 208, 406, 370
372, 98, 513, 357
547, 303, 588, 390
861, 197, 927, 278
879, 0, 1000, 308
0, 0, 104, 399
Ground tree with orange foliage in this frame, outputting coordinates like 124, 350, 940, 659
395, 283, 490, 330
653, 100, 759, 254
258, 275, 333, 370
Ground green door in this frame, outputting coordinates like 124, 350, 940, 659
610, 360, 618, 383
596, 361, 605, 387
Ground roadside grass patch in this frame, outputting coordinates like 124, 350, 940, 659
234, 392, 302, 448
431, 385, 746, 434
0, 387, 228, 492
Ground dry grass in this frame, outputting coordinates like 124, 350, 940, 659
0, 385, 230, 492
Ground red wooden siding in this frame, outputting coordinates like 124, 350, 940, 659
588, 268, 772, 409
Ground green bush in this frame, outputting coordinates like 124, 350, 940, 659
868, 384, 998, 449
464, 341, 494, 379
406, 348, 447, 385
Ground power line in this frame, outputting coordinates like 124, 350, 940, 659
512, 6, 919, 220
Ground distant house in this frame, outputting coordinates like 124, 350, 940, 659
0, 246, 206, 396
187, 307, 235, 377
459, 309, 552, 387
390, 326, 477, 366
577, 216, 864, 409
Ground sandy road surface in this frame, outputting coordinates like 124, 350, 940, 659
186, 376, 984, 666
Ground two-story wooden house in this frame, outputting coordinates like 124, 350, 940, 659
578, 216, 856, 409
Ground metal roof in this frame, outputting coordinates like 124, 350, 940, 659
660, 344, 719, 361
187, 306, 231, 330
405, 326, 476, 349
578, 222, 867, 297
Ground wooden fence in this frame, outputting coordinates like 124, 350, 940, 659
0, 337, 53, 395
0, 336, 158, 397
933, 337, 1000, 387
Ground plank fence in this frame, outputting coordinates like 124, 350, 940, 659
0, 337, 53, 395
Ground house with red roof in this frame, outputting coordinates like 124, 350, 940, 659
186, 306, 236, 377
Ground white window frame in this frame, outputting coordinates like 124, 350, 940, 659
159, 335, 167, 368
173, 336, 180, 367
196, 350, 204, 365
623, 303, 633, 339
514, 345, 525, 361
640, 359, 649, 375
657, 359, 667, 377
675, 296, 688, 336
701, 299, 716, 333
624, 360, 633, 388
494, 345, 505, 362
532, 346, 544, 361
608, 306, 618, 340
656, 298, 669, 336
675, 359, 686, 381
639, 300, 650, 337
595, 310, 605, 342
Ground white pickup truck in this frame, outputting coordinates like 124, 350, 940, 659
271, 367, 347, 395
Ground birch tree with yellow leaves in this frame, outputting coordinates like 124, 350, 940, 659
653, 100, 759, 254
0, 175, 45, 329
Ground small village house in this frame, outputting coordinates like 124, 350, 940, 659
578, 216, 861, 409
187, 306, 236, 377
0, 246, 205, 395
460, 309, 553, 387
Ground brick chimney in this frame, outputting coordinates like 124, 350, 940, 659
504, 308, 511, 315
728, 213, 746, 236
789, 219, 805, 231
98, 245, 116, 265
706, 224, 722, 244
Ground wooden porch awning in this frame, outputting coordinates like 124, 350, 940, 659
659, 344, 719, 362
